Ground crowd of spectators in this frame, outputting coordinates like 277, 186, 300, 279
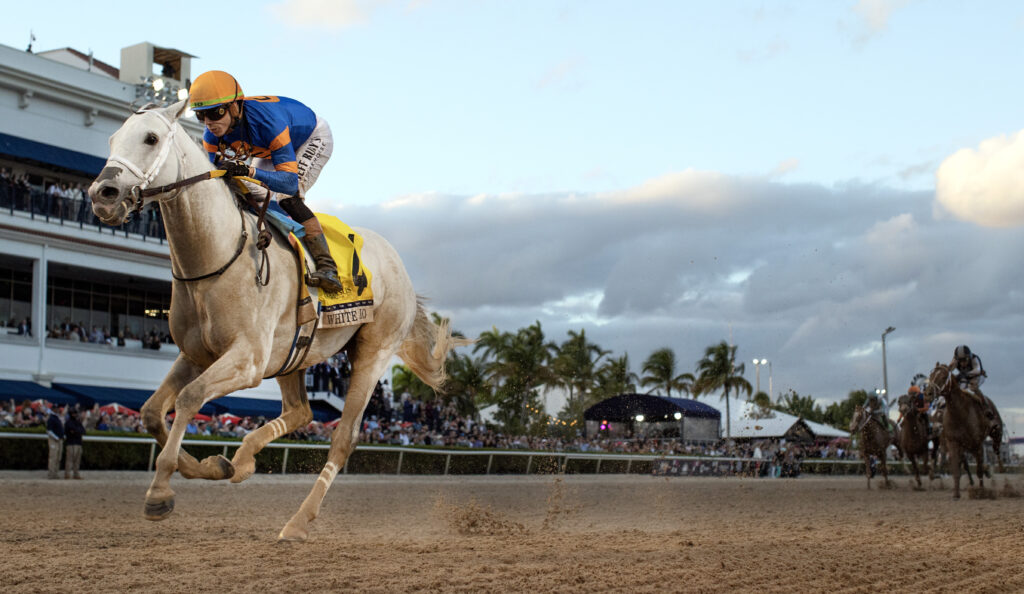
0, 391, 859, 462
0, 167, 166, 240
3, 393, 1016, 468
43, 320, 173, 350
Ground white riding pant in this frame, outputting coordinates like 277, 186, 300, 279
251, 117, 333, 200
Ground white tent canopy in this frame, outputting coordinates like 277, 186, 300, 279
726, 401, 849, 440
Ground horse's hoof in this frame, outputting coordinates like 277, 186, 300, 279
230, 459, 255, 484
277, 523, 309, 543
144, 497, 175, 521
215, 455, 235, 480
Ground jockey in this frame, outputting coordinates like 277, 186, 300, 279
866, 394, 889, 430
188, 70, 343, 293
907, 385, 929, 433
949, 345, 995, 422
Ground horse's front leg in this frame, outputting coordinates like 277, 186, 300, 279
909, 456, 922, 488
144, 350, 264, 521
139, 355, 222, 480
949, 442, 963, 499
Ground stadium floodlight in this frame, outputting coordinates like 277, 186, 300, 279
673, 412, 682, 420
635, 414, 644, 423
152, 77, 165, 92
177, 88, 188, 101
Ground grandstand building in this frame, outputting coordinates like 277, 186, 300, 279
0, 41, 340, 420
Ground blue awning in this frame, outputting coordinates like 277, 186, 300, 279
309, 400, 338, 422
216, 396, 282, 419
0, 132, 107, 176
583, 393, 721, 422
0, 379, 79, 406
54, 383, 221, 415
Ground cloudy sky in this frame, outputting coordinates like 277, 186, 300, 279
5, 1, 1024, 434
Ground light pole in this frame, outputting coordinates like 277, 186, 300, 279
752, 358, 767, 395
881, 326, 895, 409
768, 360, 773, 401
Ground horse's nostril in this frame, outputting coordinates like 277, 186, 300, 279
100, 186, 120, 200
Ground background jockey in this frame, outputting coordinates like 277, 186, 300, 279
188, 70, 343, 293
906, 385, 930, 433
949, 345, 995, 423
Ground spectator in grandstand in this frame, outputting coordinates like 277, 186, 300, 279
64, 407, 85, 479
45, 406, 65, 479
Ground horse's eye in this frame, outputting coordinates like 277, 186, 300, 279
145, 133, 159, 146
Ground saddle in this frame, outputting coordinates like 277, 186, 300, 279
229, 181, 375, 329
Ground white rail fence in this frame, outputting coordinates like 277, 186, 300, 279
1, 432, 1017, 476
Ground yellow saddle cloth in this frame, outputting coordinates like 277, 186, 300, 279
291, 213, 374, 328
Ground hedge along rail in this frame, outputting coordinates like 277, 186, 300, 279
4, 432, 1017, 476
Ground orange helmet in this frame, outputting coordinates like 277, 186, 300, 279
188, 71, 243, 110
908, 386, 920, 395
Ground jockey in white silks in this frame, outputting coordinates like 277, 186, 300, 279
949, 344, 995, 424
188, 70, 342, 292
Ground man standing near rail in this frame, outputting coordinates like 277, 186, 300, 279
45, 406, 64, 479
64, 407, 85, 480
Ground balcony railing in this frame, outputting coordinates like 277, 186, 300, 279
0, 182, 165, 243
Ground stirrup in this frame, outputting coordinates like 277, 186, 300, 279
306, 270, 342, 292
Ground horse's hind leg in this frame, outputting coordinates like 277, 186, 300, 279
990, 424, 1005, 474
973, 446, 986, 491
229, 369, 313, 483
278, 345, 396, 542
139, 356, 224, 480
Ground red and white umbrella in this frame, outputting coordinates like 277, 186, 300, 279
99, 402, 139, 416
218, 413, 243, 424
324, 418, 341, 429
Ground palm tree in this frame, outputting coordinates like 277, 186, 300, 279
391, 363, 434, 401
595, 353, 640, 399
474, 321, 556, 434
442, 352, 490, 417
694, 341, 752, 441
640, 348, 695, 398
550, 328, 610, 415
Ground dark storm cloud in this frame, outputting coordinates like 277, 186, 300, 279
344, 171, 1024, 429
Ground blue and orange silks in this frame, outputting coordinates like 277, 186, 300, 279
202, 96, 317, 196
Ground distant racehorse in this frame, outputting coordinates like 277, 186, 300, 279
928, 363, 1004, 499
88, 100, 469, 541
849, 406, 893, 489
927, 395, 975, 487
895, 394, 932, 488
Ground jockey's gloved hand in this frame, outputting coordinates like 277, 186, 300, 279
219, 160, 251, 178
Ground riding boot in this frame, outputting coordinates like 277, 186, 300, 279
302, 232, 344, 293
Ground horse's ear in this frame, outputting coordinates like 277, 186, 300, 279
167, 99, 189, 121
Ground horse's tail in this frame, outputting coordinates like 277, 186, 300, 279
396, 298, 474, 391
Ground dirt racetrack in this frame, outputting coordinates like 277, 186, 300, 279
1, 470, 1022, 593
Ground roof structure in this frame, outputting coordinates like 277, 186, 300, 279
729, 400, 848, 440
584, 393, 721, 423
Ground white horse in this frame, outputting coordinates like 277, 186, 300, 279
87, 99, 468, 541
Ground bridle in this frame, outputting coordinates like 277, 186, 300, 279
106, 107, 183, 221
104, 107, 254, 283
929, 365, 952, 398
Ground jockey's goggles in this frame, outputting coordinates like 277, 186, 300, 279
194, 105, 229, 122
